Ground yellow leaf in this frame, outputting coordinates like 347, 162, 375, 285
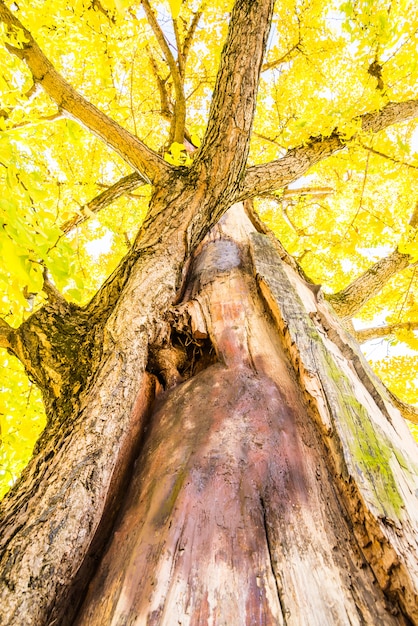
167, 0, 181, 19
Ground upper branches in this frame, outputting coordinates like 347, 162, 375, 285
0, 0, 171, 186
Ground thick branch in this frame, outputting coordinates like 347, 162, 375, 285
60, 172, 145, 234
241, 100, 418, 197
328, 201, 418, 319
327, 248, 412, 319
193, 0, 274, 191
353, 321, 418, 343
361, 100, 418, 134
142, 0, 186, 144
0, 1, 170, 185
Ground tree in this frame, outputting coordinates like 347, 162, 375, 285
0, 0, 418, 623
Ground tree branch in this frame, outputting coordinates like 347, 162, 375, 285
327, 248, 412, 319
142, 0, 186, 144
327, 200, 418, 319
60, 172, 146, 234
0, 0, 171, 185
147, 51, 172, 121
262, 40, 300, 72
353, 321, 418, 343
192, 0, 274, 194
360, 144, 418, 170
386, 388, 418, 425
182, 4, 205, 69
240, 99, 418, 197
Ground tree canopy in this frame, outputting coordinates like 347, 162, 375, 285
0, 0, 417, 497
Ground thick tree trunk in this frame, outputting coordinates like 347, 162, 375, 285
70, 204, 418, 625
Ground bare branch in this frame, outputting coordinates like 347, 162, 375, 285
60, 172, 146, 234
172, 14, 184, 79
240, 99, 418, 198
262, 40, 300, 72
147, 51, 172, 121
353, 321, 418, 343
2, 112, 64, 131
0, 0, 170, 185
241, 133, 344, 198
142, 0, 186, 144
327, 248, 412, 319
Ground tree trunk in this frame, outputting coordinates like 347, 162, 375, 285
1, 205, 418, 625
70, 204, 417, 625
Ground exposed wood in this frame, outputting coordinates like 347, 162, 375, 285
74, 204, 417, 625
248, 220, 418, 622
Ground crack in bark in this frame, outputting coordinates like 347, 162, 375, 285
260, 496, 288, 626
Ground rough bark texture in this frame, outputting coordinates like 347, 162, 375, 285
70, 205, 418, 625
